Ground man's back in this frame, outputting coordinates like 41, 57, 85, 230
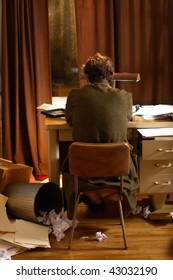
65, 82, 132, 143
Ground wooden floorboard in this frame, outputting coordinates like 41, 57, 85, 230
12, 196, 173, 260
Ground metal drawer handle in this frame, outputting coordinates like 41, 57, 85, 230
157, 148, 173, 153
154, 180, 171, 186
154, 163, 172, 168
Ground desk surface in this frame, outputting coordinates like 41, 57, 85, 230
45, 118, 173, 130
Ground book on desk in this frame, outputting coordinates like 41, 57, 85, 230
40, 108, 65, 118
37, 97, 66, 118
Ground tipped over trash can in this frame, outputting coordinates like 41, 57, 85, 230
3, 182, 63, 223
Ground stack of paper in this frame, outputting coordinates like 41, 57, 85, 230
37, 96, 67, 111
138, 127, 173, 138
0, 194, 51, 259
133, 104, 173, 119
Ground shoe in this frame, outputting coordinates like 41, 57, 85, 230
89, 196, 105, 212
79, 194, 105, 212
79, 194, 91, 205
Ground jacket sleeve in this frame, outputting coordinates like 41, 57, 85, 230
65, 90, 77, 126
127, 92, 133, 121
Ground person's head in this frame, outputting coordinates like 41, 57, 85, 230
83, 53, 114, 83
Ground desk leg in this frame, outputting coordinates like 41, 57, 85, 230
150, 194, 167, 210
47, 129, 60, 185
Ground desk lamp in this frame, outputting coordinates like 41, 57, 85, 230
81, 72, 140, 88
111, 73, 140, 88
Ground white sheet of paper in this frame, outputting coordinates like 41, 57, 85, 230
14, 219, 51, 247
0, 240, 27, 257
133, 104, 173, 116
37, 96, 67, 111
0, 232, 36, 249
138, 127, 173, 138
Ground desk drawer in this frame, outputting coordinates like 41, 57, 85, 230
140, 173, 173, 194
139, 160, 173, 175
142, 140, 173, 160
139, 159, 173, 193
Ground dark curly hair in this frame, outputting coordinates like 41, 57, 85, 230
83, 53, 114, 83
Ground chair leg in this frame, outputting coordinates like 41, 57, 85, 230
68, 193, 80, 249
117, 196, 128, 249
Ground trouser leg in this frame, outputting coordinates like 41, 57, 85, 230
63, 172, 76, 220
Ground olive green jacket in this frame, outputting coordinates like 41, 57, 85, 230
65, 81, 132, 143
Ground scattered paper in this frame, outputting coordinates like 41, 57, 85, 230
96, 232, 108, 242
0, 249, 11, 260
37, 96, 67, 111
0, 240, 26, 258
14, 219, 51, 247
0, 193, 52, 259
63, 216, 79, 229
138, 128, 173, 138
133, 104, 173, 116
132, 205, 142, 215
0, 232, 36, 249
80, 236, 89, 240
37, 210, 78, 242
48, 210, 70, 242
132, 204, 151, 219
143, 206, 151, 219
0, 194, 15, 232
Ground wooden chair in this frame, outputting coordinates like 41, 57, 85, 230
68, 142, 130, 250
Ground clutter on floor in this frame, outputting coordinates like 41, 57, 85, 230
1, 159, 173, 259
0, 193, 71, 259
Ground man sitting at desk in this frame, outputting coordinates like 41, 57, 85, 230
62, 53, 139, 222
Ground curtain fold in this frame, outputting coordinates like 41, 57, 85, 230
75, 0, 115, 86
114, 0, 173, 105
75, 0, 173, 105
2, 0, 52, 175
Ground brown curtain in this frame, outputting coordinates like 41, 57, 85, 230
75, 0, 115, 86
2, 0, 52, 175
75, 0, 173, 105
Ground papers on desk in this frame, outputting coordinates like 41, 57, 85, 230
138, 128, 173, 138
38, 100, 173, 119
37, 96, 67, 111
133, 104, 173, 119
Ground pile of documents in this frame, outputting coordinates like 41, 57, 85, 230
37, 96, 67, 111
132, 104, 173, 119
0, 194, 52, 259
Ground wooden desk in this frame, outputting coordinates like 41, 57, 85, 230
45, 118, 173, 185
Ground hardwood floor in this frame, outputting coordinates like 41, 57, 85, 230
12, 195, 173, 260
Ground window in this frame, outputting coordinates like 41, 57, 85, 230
48, 0, 79, 95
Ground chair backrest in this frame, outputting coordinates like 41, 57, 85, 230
68, 142, 130, 178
